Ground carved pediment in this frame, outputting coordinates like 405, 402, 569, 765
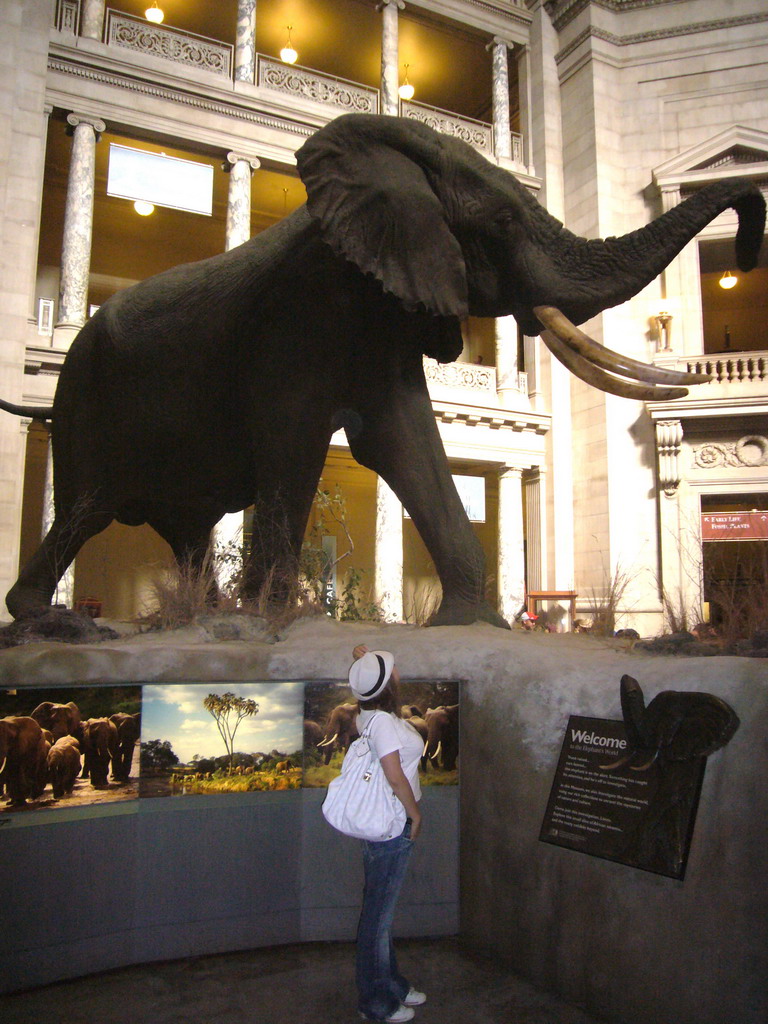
654, 126, 768, 190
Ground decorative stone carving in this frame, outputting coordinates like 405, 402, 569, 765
423, 359, 496, 392
655, 419, 683, 495
107, 13, 233, 78
258, 57, 378, 113
400, 101, 494, 156
693, 435, 768, 469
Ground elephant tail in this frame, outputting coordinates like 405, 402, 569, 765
0, 397, 54, 421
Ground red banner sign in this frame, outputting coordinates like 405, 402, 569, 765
701, 511, 768, 541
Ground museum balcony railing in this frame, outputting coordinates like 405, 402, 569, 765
53, 2, 524, 165
652, 348, 768, 402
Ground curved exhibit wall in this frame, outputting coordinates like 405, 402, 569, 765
1, 620, 766, 1024
0, 677, 460, 995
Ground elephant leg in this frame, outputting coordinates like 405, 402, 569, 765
240, 431, 333, 604
7, 508, 114, 618
347, 382, 509, 628
146, 514, 219, 602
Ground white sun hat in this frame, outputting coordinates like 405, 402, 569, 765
348, 650, 395, 701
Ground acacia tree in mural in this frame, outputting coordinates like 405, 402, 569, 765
203, 692, 259, 774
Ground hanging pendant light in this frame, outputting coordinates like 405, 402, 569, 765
398, 64, 414, 101
145, 3, 164, 24
719, 270, 738, 290
280, 26, 298, 64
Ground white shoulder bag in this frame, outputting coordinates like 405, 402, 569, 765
321, 712, 407, 841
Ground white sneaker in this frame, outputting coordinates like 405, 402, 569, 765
385, 1007, 415, 1023
359, 1006, 415, 1023
403, 987, 426, 1007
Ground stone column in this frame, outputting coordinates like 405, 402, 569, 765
374, 477, 403, 622
215, 152, 260, 590
379, 0, 404, 116
42, 428, 74, 609
489, 38, 512, 160
55, 113, 105, 347
497, 466, 526, 624
524, 467, 546, 593
495, 315, 519, 406
225, 152, 260, 250
81, 0, 106, 41
235, 0, 257, 84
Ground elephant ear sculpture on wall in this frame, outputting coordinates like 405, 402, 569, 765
0, 114, 764, 626
601, 674, 740, 876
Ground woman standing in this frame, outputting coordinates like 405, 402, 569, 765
348, 644, 426, 1023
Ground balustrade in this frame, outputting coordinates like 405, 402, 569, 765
54, 3, 525, 165
685, 352, 768, 384
105, 11, 234, 77
257, 56, 378, 114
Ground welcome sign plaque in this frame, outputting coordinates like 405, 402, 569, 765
539, 715, 705, 879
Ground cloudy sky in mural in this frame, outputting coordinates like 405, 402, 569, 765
141, 682, 305, 764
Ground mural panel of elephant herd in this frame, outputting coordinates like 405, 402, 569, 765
0, 680, 459, 816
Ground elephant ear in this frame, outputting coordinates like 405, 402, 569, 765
645, 691, 740, 762
296, 115, 468, 317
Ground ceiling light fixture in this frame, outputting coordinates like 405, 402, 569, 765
398, 64, 414, 101
280, 26, 298, 64
134, 200, 155, 216
719, 270, 738, 290
145, 3, 164, 24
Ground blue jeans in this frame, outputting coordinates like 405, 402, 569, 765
356, 820, 414, 1021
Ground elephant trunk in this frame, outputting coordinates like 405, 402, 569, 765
541, 177, 765, 329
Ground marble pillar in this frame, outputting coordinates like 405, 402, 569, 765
215, 152, 260, 588
81, 0, 105, 41
495, 315, 519, 406
56, 113, 105, 345
497, 466, 526, 624
523, 467, 546, 593
225, 152, 260, 251
374, 476, 403, 622
490, 38, 512, 160
379, 0, 404, 116
42, 428, 75, 609
235, 0, 257, 84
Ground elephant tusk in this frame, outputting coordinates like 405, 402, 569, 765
318, 732, 338, 748
422, 739, 429, 757
538, 327, 691, 401
598, 753, 634, 771
534, 305, 712, 390
630, 750, 659, 771
0, 756, 5, 775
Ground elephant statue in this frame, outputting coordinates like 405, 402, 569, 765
600, 674, 739, 772
1, 114, 763, 626
80, 717, 119, 789
0, 715, 49, 807
424, 705, 460, 771
47, 735, 82, 799
30, 701, 82, 741
317, 702, 360, 765
600, 674, 740, 876
109, 712, 141, 782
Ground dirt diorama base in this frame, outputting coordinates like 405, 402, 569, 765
1, 617, 765, 1024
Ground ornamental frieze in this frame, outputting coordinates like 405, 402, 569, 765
693, 436, 768, 470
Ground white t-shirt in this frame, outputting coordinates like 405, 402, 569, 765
357, 709, 422, 803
